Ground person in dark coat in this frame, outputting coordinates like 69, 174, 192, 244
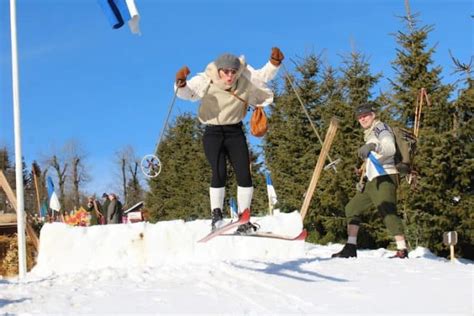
101, 193, 110, 224
86, 196, 103, 226
107, 193, 123, 224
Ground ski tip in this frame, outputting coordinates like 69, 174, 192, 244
296, 229, 308, 241
240, 208, 251, 222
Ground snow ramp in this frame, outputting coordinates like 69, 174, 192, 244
33, 211, 305, 275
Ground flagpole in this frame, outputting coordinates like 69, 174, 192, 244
10, 0, 27, 279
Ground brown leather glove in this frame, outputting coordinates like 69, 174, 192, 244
270, 47, 284, 66
175, 66, 190, 88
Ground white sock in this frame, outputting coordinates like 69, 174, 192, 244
396, 239, 407, 250
237, 186, 253, 214
209, 187, 225, 212
347, 236, 357, 245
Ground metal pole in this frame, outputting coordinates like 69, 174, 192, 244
10, 0, 27, 279
154, 87, 179, 154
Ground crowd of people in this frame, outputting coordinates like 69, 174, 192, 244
85, 193, 124, 225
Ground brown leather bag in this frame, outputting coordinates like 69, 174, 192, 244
250, 106, 268, 137
228, 90, 268, 137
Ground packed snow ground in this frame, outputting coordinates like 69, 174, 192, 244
0, 211, 472, 315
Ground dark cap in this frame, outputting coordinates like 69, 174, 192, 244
215, 53, 240, 70
102, 193, 108, 198
355, 103, 376, 117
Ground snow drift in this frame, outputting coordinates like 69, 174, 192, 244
34, 211, 305, 275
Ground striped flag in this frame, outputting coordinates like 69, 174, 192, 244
365, 152, 387, 181
229, 197, 238, 219
266, 173, 278, 212
97, 0, 141, 35
47, 176, 61, 213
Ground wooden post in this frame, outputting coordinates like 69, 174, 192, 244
32, 165, 42, 217
0, 170, 39, 251
443, 231, 458, 262
300, 117, 340, 221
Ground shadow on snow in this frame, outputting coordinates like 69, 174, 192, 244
229, 257, 348, 283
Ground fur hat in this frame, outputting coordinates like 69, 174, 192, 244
214, 53, 240, 70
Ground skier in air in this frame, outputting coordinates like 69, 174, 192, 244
174, 47, 284, 233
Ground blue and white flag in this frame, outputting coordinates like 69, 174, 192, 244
47, 176, 61, 212
229, 197, 238, 219
365, 152, 386, 181
266, 173, 278, 210
98, 0, 141, 35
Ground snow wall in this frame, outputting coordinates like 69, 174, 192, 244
34, 211, 305, 275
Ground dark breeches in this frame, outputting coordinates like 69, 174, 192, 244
203, 123, 252, 188
345, 174, 405, 236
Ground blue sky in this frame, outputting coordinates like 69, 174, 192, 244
0, 0, 472, 197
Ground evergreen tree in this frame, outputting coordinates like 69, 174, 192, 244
304, 64, 349, 243
389, 14, 452, 131
146, 113, 210, 222
449, 71, 474, 258
387, 12, 474, 258
263, 54, 325, 214
313, 51, 384, 247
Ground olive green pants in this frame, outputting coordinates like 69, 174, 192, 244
345, 174, 405, 236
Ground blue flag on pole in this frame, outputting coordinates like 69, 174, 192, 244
229, 197, 238, 219
47, 176, 61, 213
97, 0, 141, 34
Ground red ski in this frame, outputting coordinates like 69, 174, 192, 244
223, 229, 307, 241
197, 208, 251, 243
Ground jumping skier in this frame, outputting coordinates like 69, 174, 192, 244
174, 47, 284, 233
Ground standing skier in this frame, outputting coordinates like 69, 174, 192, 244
175, 47, 284, 233
332, 103, 409, 259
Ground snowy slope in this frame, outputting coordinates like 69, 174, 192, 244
0, 212, 472, 315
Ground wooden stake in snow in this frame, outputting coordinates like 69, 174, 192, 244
443, 231, 458, 262
0, 170, 39, 252
300, 117, 340, 221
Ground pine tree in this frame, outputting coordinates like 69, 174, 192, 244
304, 64, 349, 243
389, 14, 452, 131
314, 51, 384, 247
146, 113, 210, 222
263, 54, 325, 214
387, 11, 474, 258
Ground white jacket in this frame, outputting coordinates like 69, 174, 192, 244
363, 120, 398, 180
175, 56, 279, 125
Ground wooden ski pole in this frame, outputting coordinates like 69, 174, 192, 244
0, 170, 39, 251
300, 117, 340, 221
414, 88, 431, 138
